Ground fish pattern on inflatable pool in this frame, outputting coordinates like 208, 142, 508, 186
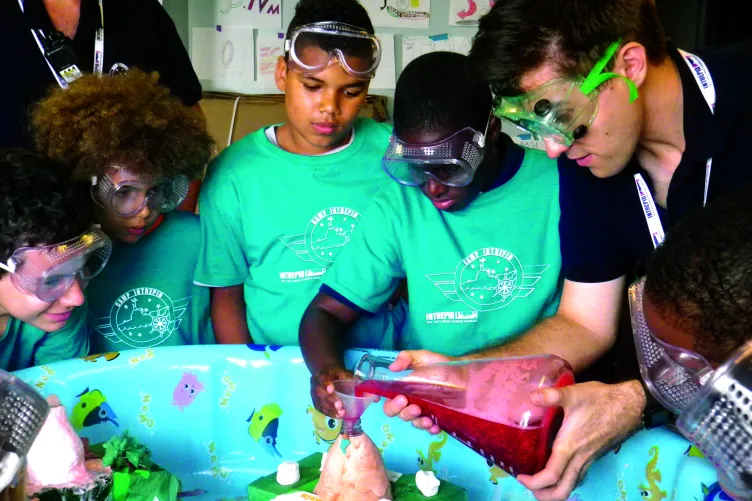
14, 345, 719, 501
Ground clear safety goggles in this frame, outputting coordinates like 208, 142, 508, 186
91, 168, 189, 218
677, 341, 752, 501
629, 277, 715, 414
284, 22, 381, 79
382, 117, 490, 188
493, 40, 639, 146
0, 227, 112, 302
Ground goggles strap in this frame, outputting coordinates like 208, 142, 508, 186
476, 110, 494, 148
0, 261, 15, 274
580, 39, 639, 103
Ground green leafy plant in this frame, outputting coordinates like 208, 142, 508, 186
95, 433, 181, 501
101, 432, 156, 472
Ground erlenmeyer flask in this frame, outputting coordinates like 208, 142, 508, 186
354, 354, 574, 476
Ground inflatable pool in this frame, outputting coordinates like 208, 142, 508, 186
13, 345, 721, 501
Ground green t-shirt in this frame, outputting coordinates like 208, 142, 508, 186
195, 118, 400, 346
1, 305, 90, 371
86, 212, 213, 353
324, 147, 563, 357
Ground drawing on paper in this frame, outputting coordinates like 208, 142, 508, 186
402, 36, 472, 71
191, 27, 255, 83
360, 0, 431, 29
220, 0, 243, 15
222, 40, 234, 69
382, 0, 429, 20
449, 0, 495, 26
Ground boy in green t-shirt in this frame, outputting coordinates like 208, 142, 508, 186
33, 70, 215, 353
194, 0, 402, 346
0, 150, 112, 371
300, 52, 566, 417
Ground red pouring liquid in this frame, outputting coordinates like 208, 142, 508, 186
356, 373, 574, 477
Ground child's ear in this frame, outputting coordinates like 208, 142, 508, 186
274, 56, 288, 93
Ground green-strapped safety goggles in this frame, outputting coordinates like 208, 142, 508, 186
493, 40, 640, 146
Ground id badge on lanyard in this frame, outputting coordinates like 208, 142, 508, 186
635, 50, 716, 249
18, 0, 104, 89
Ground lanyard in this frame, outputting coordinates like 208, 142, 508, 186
18, 0, 104, 88
635, 50, 716, 249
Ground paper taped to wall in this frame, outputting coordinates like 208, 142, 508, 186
402, 36, 472, 71
371, 33, 396, 89
191, 27, 255, 91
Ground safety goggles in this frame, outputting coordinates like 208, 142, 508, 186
382, 117, 490, 188
91, 168, 189, 218
629, 277, 715, 414
493, 40, 639, 146
0, 227, 112, 302
676, 340, 752, 501
284, 22, 381, 79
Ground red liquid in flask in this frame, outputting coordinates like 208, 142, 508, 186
356, 372, 574, 477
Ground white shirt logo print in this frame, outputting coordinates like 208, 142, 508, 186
277, 207, 361, 283
425, 247, 549, 322
95, 288, 189, 348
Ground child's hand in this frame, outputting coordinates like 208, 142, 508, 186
310, 365, 353, 418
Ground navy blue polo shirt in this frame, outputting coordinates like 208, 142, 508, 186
1, 0, 202, 149
559, 42, 752, 283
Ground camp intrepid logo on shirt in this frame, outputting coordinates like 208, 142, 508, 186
425, 247, 550, 323
278, 206, 361, 283
94, 288, 189, 348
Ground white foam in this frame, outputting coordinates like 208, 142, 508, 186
276, 461, 300, 486
415, 470, 440, 497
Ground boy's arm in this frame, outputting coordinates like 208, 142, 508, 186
300, 292, 361, 375
300, 291, 362, 417
195, 154, 252, 344
33, 305, 91, 365
460, 277, 624, 371
210, 285, 252, 344
299, 184, 405, 416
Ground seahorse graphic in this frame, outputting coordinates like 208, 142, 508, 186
638, 446, 667, 501
416, 432, 448, 471
616, 478, 628, 501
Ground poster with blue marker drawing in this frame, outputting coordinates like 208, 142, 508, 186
448, 0, 495, 26
212, 0, 282, 29
359, 0, 431, 29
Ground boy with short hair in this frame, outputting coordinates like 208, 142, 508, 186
0, 149, 110, 371
195, 0, 401, 346
33, 70, 214, 353
467, 3, 752, 491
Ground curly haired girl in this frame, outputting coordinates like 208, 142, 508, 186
33, 70, 215, 353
